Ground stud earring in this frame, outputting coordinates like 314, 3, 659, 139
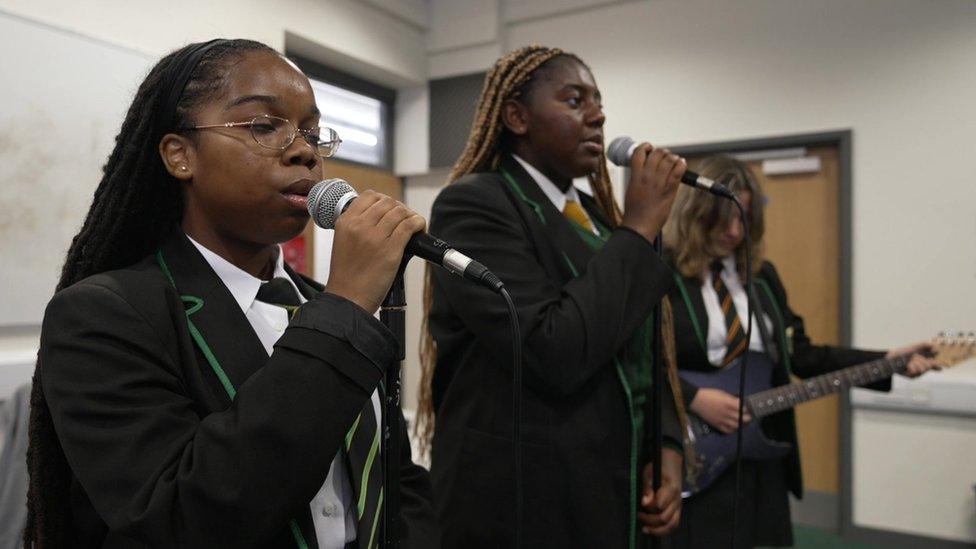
179, 166, 188, 171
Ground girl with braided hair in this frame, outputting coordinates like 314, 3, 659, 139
416, 45, 687, 547
27, 39, 437, 548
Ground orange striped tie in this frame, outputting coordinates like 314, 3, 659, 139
711, 260, 748, 366
563, 199, 595, 233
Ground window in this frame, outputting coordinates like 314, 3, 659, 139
288, 54, 394, 169
309, 78, 387, 167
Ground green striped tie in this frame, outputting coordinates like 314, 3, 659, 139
258, 277, 382, 546
345, 399, 384, 548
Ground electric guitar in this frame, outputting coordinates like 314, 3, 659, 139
679, 332, 976, 498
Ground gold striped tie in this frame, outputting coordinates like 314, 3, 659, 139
563, 199, 595, 233
711, 260, 748, 366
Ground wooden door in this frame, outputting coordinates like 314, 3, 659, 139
688, 147, 842, 495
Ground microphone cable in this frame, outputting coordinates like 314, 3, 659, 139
729, 195, 754, 549
498, 286, 524, 549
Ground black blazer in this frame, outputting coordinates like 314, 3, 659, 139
39, 232, 438, 548
668, 259, 886, 497
427, 155, 682, 548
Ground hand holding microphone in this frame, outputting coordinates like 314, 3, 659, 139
607, 137, 735, 198
320, 188, 426, 314
615, 140, 688, 243
308, 179, 504, 313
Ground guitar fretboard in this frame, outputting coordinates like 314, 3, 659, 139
746, 355, 909, 418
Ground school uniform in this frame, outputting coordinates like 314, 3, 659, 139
38, 232, 438, 548
665, 257, 885, 548
426, 154, 683, 548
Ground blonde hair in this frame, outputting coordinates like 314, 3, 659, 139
663, 154, 765, 280
415, 45, 621, 455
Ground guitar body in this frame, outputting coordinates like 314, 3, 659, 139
679, 352, 792, 498
675, 334, 976, 497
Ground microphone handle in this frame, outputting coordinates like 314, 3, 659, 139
332, 191, 505, 292
680, 170, 735, 199
406, 233, 504, 293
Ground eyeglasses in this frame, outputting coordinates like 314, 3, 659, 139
182, 115, 342, 158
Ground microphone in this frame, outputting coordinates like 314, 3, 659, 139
307, 179, 504, 293
606, 136, 735, 199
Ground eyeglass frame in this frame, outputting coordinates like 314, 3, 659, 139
179, 114, 342, 158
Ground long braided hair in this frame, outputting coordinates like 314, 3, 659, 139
24, 39, 275, 547
415, 45, 621, 455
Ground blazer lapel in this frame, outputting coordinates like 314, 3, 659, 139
752, 274, 784, 365
498, 155, 596, 280
675, 273, 712, 363
158, 233, 270, 401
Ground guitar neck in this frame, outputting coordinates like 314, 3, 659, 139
746, 355, 908, 418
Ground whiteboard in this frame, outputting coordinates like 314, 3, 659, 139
0, 12, 152, 326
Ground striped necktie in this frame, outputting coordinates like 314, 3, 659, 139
258, 277, 383, 547
563, 199, 596, 233
711, 260, 749, 366
345, 400, 384, 548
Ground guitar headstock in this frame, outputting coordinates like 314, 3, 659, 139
932, 331, 976, 367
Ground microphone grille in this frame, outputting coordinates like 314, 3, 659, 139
606, 136, 635, 167
307, 178, 356, 229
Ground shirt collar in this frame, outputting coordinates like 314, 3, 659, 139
512, 154, 583, 212
186, 234, 293, 313
721, 255, 737, 275
704, 255, 739, 282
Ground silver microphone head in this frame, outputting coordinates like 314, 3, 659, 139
307, 178, 357, 229
606, 136, 636, 167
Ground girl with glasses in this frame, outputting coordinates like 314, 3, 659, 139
26, 39, 437, 548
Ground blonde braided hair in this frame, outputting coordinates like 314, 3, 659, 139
415, 45, 622, 456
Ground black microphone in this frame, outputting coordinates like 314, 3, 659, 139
606, 136, 735, 199
307, 179, 504, 293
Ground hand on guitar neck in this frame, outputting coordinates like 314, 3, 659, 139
885, 340, 944, 377
679, 332, 973, 497
689, 340, 941, 436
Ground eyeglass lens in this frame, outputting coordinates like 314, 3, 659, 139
250, 116, 340, 157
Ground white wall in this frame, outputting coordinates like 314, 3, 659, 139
0, 0, 427, 87
853, 405, 976, 542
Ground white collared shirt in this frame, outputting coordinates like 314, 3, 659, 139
187, 235, 369, 549
701, 255, 772, 366
512, 154, 599, 235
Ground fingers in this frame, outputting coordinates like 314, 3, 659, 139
886, 340, 934, 359
629, 142, 653, 173
719, 397, 747, 433
639, 486, 682, 535
341, 188, 382, 217
639, 500, 681, 535
389, 213, 426, 249
375, 200, 416, 238
358, 191, 400, 226
348, 191, 425, 242
325, 189, 426, 313
904, 354, 943, 377
640, 147, 685, 188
